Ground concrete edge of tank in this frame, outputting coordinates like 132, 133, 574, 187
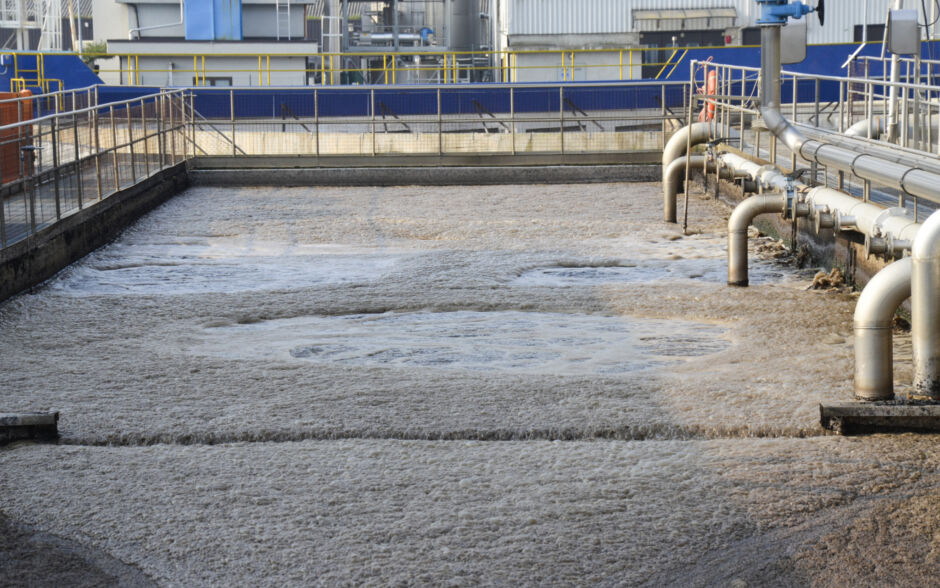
0, 163, 189, 304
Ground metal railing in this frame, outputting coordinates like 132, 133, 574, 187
82, 47, 690, 87
187, 82, 690, 159
0, 85, 100, 118
691, 59, 940, 220
0, 89, 191, 248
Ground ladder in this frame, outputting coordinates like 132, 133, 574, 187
276, 0, 291, 40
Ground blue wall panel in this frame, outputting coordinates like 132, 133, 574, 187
213, 0, 243, 41
185, 0, 215, 40
186, 0, 242, 41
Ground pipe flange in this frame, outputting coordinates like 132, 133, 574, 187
833, 212, 857, 234
865, 234, 888, 258
741, 178, 759, 194
886, 236, 913, 259
815, 210, 835, 233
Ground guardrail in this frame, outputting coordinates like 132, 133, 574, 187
187, 81, 691, 158
0, 89, 191, 248
691, 59, 940, 220
0, 85, 99, 118
83, 47, 690, 87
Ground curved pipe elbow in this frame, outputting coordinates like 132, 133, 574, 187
663, 155, 707, 223
855, 258, 912, 328
727, 194, 787, 287
854, 258, 912, 401
912, 209, 940, 261
661, 122, 738, 174
758, 105, 807, 155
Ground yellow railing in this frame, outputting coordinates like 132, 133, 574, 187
3, 47, 694, 89
3, 52, 64, 93
90, 47, 693, 87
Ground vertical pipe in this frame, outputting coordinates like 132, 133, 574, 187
855, 258, 912, 400
912, 210, 940, 399
887, 0, 904, 142
393, 0, 400, 51
761, 26, 781, 113
314, 88, 320, 157
437, 87, 442, 155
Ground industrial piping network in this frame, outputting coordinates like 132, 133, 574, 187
663, 0, 940, 402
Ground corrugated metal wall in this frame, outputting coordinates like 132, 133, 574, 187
509, 0, 924, 46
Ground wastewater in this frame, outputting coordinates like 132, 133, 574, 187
0, 182, 937, 586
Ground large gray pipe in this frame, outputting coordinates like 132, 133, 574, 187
845, 116, 940, 146
912, 210, 940, 399
759, 27, 940, 203
727, 193, 788, 286
661, 122, 719, 177
664, 155, 706, 223
854, 258, 912, 400
804, 186, 919, 244
663, 156, 742, 222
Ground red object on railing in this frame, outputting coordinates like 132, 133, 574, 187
698, 70, 717, 122
0, 90, 33, 185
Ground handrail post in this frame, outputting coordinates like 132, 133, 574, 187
73, 111, 83, 209
93, 102, 102, 200
437, 87, 442, 155
127, 101, 136, 182
230, 89, 236, 157
510, 86, 515, 156
141, 99, 150, 177
314, 88, 319, 157
157, 93, 165, 169
110, 105, 119, 192
51, 116, 61, 220
370, 87, 375, 156
190, 92, 195, 159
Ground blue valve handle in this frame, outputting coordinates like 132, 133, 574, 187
755, 0, 815, 25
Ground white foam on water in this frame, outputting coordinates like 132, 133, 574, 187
189, 310, 730, 375
48, 237, 411, 295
